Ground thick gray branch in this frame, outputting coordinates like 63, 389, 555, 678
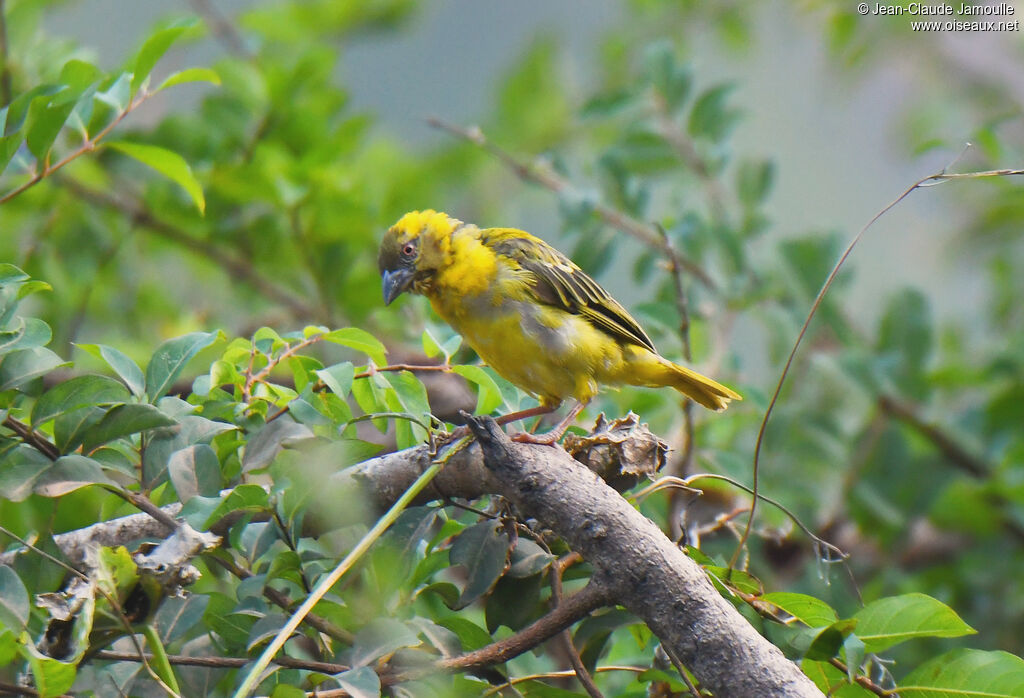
464, 416, 821, 697
353, 417, 822, 697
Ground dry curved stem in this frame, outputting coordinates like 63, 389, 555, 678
730, 160, 1024, 571
635, 473, 848, 563
550, 547, 604, 698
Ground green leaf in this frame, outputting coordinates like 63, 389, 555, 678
33, 455, 117, 497
52, 407, 105, 454
759, 592, 838, 628
451, 365, 503, 414
157, 67, 221, 92
79, 403, 178, 453
737, 158, 775, 207
142, 415, 236, 488
196, 484, 269, 529
688, 83, 741, 143
643, 40, 692, 110
168, 444, 222, 502
131, 19, 199, 94
434, 616, 492, 652
24, 92, 76, 162
335, 666, 382, 698
31, 375, 131, 426
899, 649, 1024, 697
350, 618, 419, 668
106, 141, 206, 214
0, 132, 21, 174
316, 361, 355, 397
803, 619, 857, 661
19, 634, 77, 698
0, 566, 29, 631
241, 417, 314, 473
852, 593, 975, 653
0, 264, 30, 287
877, 288, 933, 398
145, 331, 218, 402
421, 329, 442, 359
0, 347, 68, 391
449, 521, 511, 609
0, 318, 51, 356
0, 446, 51, 501
77, 344, 147, 398
322, 328, 387, 367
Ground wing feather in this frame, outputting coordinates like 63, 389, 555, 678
483, 228, 656, 353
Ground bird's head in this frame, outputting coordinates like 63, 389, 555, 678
378, 209, 462, 304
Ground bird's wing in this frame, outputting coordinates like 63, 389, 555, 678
483, 228, 657, 353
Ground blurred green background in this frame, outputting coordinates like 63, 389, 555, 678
1, 0, 1022, 687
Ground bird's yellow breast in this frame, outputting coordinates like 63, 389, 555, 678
427, 267, 629, 405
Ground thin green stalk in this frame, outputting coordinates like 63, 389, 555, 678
142, 623, 181, 695
231, 458, 445, 698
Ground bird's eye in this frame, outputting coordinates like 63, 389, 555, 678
402, 243, 416, 257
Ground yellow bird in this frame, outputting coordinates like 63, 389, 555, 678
378, 210, 740, 444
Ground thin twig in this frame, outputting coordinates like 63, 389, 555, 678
60, 177, 314, 318
0, 90, 155, 205
427, 117, 717, 290
480, 666, 649, 697
387, 582, 612, 681
203, 552, 354, 643
93, 650, 347, 674
729, 163, 1024, 570
2, 415, 60, 460
877, 394, 989, 477
550, 548, 604, 698
188, 0, 250, 57
245, 334, 323, 395
652, 93, 729, 222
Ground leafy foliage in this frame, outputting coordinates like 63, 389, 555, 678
0, 2, 1021, 697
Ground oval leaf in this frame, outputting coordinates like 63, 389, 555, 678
157, 67, 221, 92
0, 347, 68, 391
0, 566, 29, 631
852, 592, 975, 653
448, 521, 511, 609
106, 141, 205, 214
451, 365, 503, 414
168, 444, 222, 502
33, 455, 116, 497
145, 331, 218, 402
76, 343, 146, 398
760, 592, 839, 628
898, 649, 1024, 697
131, 19, 198, 94
31, 375, 130, 427
350, 618, 419, 668
322, 328, 387, 367
79, 403, 178, 453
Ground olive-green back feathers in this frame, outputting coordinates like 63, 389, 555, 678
482, 228, 657, 353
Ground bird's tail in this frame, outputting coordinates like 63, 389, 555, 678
631, 351, 742, 411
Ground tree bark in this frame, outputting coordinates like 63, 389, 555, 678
346, 416, 823, 697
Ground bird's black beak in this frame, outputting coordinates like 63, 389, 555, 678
381, 268, 415, 305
